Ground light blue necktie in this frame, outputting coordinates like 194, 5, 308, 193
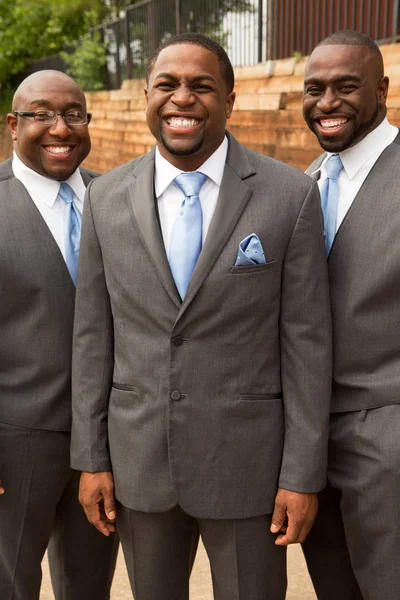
320, 154, 344, 256
58, 182, 82, 285
169, 172, 207, 299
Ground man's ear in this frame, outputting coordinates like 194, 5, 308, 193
6, 113, 18, 141
226, 91, 236, 120
378, 76, 389, 105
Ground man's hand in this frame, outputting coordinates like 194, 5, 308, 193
270, 487, 318, 545
79, 471, 116, 536
0, 479, 4, 495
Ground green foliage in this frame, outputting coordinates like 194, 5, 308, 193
0, 84, 14, 114
0, 0, 107, 86
61, 33, 108, 91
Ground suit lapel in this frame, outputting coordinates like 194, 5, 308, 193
7, 178, 75, 290
181, 135, 255, 313
125, 151, 181, 307
125, 137, 256, 312
332, 140, 399, 254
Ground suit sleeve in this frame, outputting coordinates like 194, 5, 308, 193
278, 179, 332, 492
70, 181, 114, 473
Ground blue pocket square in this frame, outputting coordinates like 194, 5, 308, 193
235, 233, 266, 266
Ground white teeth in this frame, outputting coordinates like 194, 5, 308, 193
168, 117, 199, 127
45, 146, 71, 154
320, 119, 347, 129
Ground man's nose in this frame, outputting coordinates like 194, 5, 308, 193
48, 114, 71, 137
317, 89, 341, 112
171, 85, 195, 106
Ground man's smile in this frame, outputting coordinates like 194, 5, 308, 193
43, 145, 74, 156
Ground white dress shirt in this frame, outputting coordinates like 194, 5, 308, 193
313, 119, 398, 231
155, 136, 228, 256
12, 151, 86, 259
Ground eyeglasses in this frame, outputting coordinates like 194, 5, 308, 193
13, 110, 92, 126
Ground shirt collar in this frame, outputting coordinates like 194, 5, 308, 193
154, 136, 228, 198
314, 119, 398, 179
12, 151, 86, 206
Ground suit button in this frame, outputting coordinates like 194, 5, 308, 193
170, 390, 182, 401
172, 336, 184, 346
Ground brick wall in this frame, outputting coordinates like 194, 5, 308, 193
3, 42, 400, 172
82, 42, 400, 173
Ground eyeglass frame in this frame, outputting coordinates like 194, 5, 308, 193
12, 110, 92, 126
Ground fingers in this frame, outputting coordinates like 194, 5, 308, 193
102, 487, 116, 521
274, 513, 303, 546
79, 471, 116, 536
270, 493, 287, 534
0, 480, 4, 495
272, 488, 318, 546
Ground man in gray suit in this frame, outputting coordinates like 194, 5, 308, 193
301, 30, 400, 600
71, 33, 331, 599
0, 70, 117, 600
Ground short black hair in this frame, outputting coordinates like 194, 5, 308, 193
146, 32, 235, 93
317, 30, 383, 61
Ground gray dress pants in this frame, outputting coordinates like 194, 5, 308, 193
0, 421, 119, 600
118, 502, 287, 600
303, 405, 400, 600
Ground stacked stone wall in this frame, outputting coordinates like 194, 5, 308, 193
2, 43, 400, 172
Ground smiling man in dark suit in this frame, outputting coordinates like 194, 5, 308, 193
0, 70, 117, 600
71, 33, 331, 600
301, 30, 400, 600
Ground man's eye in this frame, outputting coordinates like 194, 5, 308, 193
35, 111, 53, 121
306, 87, 321, 95
193, 84, 212, 92
340, 85, 356, 92
65, 111, 84, 122
156, 82, 175, 90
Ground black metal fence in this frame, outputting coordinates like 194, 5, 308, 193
11, 0, 400, 91
94, 0, 267, 89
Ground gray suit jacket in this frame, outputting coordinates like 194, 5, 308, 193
71, 134, 332, 519
0, 158, 97, 431
308, 131, 400, 413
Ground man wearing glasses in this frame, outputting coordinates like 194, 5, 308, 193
0, 70, 117, 600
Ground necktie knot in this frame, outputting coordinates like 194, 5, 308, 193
174, 172, 207, 199
325, 154, 343, 180
58, 182, 74, 205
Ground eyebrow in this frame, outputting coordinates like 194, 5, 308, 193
153, 73, 216, 83
28, 99, 84, 108
304, 74, 362, 86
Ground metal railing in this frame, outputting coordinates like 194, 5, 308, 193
11, 0, 400, 91
94, 0, 267, 89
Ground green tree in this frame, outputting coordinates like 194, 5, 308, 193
0, 0, 111, 85
61, 31, 108, 91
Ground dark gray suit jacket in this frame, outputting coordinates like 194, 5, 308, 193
0, 158, 97, 431
71, 134, 332, 519
308, 131, 400, 413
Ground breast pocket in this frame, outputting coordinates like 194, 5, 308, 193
229, 260, 277, 274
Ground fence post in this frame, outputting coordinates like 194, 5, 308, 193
258, 0, 263, 63
266, 0, 278, 59
393, 0, 399, 42
115, 25, 122, 89
125, 11, 132, 80
175, 0, 181, 34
